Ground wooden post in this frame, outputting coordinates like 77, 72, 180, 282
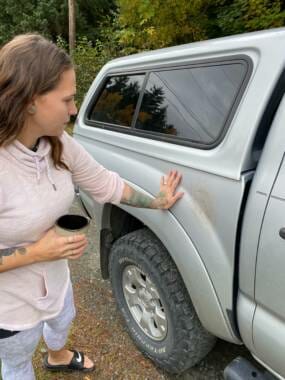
68, 0, 75, 55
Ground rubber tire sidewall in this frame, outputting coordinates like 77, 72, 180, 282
109, 239, 177, 360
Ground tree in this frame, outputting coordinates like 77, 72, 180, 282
76, 0, 117, 42
114, 0, 285, 52
116, 0, 209, 52
0, 0, 69, 44
207, 0, 285, 37
0, 0, 116, 45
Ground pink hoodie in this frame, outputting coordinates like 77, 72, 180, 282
0, 131, 124, 330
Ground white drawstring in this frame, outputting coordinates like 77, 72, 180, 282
33, 156, 57, 191
34, 156, 41, 183
45, 156, 57, 191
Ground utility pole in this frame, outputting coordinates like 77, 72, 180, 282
68, 0, 76, 55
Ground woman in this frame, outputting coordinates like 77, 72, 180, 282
0, 34, 183, 380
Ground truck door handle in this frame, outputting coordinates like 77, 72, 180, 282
279, 228, 285, 239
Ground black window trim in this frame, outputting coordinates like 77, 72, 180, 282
131, 72, 150, 129
84, 55, 253, 150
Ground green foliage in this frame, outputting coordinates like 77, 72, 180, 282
0, 0, 68, 45
0, 0, 116, 45
212, 0, 285, 36
116, 0, 209, 51
76, 0, 117, 42
70, 37, 100, 107
93, 14, 124, 63
116, 0, 285, 51
71, 14, 129, 107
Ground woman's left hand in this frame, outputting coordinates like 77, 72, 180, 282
154, 170, 184, 209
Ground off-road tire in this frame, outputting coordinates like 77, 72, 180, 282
109, 228, 216, 373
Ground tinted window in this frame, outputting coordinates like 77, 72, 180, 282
135, 64, 246, 144
89, 75, 144, 127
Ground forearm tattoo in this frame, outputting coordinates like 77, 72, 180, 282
0, 247, 27, 265
121, 189, 167, 209
121, 189, 154, 208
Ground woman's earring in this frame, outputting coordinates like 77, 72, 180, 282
28, 105, 37, 115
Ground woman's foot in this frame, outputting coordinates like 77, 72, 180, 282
45, 348, 95, 372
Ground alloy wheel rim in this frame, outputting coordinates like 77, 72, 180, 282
122, 264, 167, 341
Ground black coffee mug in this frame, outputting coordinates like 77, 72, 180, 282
55, 214, 90, 236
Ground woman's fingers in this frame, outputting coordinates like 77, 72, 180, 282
171, 172, 182, 191
64, 234, 87, 244
163, 170, 182, 192
63, 242, 88, 258
59, 236, 88, 258
172, 191, 184, 203
60, 235, 87, 248
161, 170, 175, 187
63, 239, 87, 251
66, 246, 87, 259
67, 251, 85, 260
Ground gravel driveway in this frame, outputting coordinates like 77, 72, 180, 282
33, 201, 251, 380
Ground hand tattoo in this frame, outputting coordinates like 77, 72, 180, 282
152, 191, 167, 208
0, 247, 27, 265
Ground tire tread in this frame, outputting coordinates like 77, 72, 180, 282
110, 228, 216, 373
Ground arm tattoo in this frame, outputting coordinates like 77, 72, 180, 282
0, 247, 27, 265
121, 188, 167, 209
121, 189, 154, 208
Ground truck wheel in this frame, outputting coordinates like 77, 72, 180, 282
109, 228, 216, 373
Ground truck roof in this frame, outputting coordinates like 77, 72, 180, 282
106, 27, 285, 70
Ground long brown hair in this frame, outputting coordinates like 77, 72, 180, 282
0, 33, 73, 169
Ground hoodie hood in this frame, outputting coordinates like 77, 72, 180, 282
1, 138, 57, 190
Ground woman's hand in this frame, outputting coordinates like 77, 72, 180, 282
31, 228, 88, 262
121, 170, 184, 210
154, 170, 184, 209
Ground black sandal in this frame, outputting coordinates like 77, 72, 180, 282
43, 349, 95, 373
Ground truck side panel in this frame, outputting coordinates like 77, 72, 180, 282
75, 134, 245, 343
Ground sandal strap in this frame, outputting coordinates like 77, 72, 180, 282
68, 350, 85, 370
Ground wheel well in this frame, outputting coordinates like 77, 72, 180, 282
110, 205, 144, 240
100, 205, 144, 279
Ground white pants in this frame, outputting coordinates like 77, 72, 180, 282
0, 282, 76, 380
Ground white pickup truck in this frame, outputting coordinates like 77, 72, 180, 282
74, 27, 285, 379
